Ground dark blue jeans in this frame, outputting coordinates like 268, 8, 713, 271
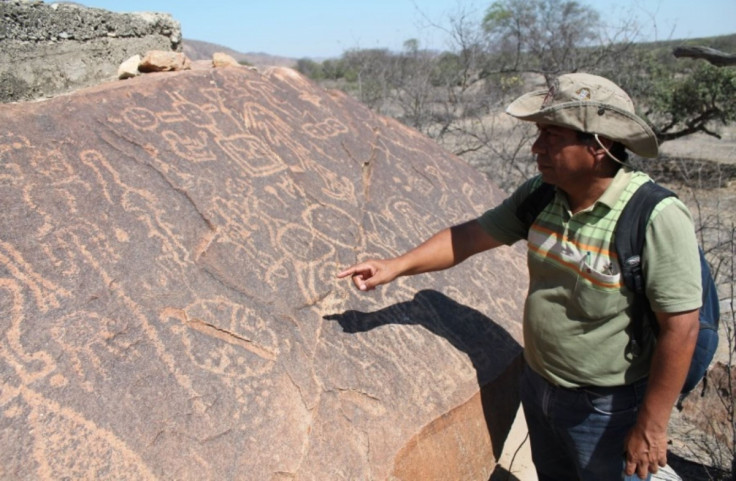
520, 366, 650, 481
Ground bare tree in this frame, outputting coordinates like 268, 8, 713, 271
480, 0, 629, 81
392, 39, 437, 133
674, 46, 736, 67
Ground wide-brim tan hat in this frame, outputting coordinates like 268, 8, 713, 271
506, 73, 658, 158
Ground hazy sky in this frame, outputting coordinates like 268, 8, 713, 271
68, 0, 735, 59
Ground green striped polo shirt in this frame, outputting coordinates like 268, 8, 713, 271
478, 168, 702, 388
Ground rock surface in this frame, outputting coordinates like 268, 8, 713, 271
212, 52, 241, 68
0, 1, 181, 102
0, 66, 527, 480
118, 54, 142, 80
139, 50, 192, 72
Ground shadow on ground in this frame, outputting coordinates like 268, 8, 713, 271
668, 452, 731, 481
488, 465, 523, 481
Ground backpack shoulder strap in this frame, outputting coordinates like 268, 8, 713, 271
615, 181, 677, 352
615, 181, 677, 295
515, 182, 555, 239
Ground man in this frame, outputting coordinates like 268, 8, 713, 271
337, 73, 701, 481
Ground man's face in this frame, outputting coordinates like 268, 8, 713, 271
531, 124, 595, 189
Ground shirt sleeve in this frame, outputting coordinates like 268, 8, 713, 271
642, 198, 703, 313
477, 176, 543, 245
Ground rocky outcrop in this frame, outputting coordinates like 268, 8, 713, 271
0, 65, 527, 480
118, 50, 196, 80
138, 50, 192, 72
0, 1, 181, 102
212, 52, 241, 68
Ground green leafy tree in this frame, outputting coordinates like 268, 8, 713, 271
321, 59, 345, 80
605, 45, 736, 146
650, 62, 736, 142
296, 58, 324, 80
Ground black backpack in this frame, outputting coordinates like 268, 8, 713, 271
516, 180, 720, 396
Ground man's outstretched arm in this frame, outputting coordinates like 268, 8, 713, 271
337, 219, 502, 291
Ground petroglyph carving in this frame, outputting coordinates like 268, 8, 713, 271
122, 106, 160, 131
159, 298, 279, 380
0, 383, 158, 480
217, 134, 287, 177
50, 310, 143, 392
303, 117, 349, 140
163, 130, 218, 163
163, 93, 218, 127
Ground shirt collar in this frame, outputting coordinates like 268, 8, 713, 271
554, 168, 634, 215
596, 167, 634, 209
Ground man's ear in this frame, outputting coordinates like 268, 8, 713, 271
589, 135, 614, 161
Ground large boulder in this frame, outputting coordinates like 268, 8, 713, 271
0, 65, 528, 480
0, 1, 181, 102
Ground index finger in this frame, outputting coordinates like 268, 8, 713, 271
337, 263, 373, 279
337, 266, 357, 279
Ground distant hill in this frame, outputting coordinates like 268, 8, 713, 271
183, 39, 297, 68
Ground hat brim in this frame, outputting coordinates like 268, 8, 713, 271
507, 89, 659, 158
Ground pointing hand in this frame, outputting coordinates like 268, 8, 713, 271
337, 259, 400, 291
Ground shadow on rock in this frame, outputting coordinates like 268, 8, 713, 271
325, 289, 524, 472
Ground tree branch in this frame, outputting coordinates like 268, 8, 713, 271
673, 46, 736, 67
